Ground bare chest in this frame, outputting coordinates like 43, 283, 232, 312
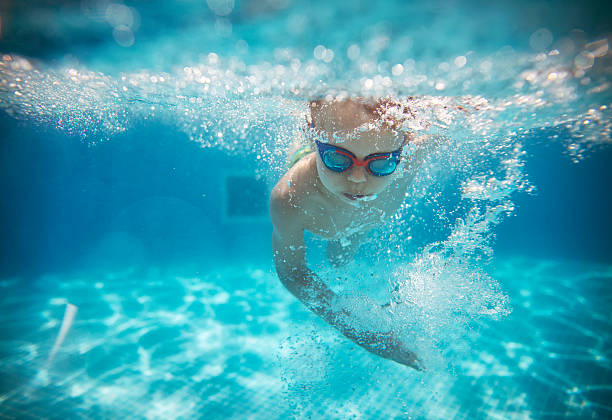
301, 189, 403, 240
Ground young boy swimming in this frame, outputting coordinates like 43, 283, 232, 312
270, 98, 439, 371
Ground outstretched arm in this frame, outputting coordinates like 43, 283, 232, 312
269, 188, 424, 370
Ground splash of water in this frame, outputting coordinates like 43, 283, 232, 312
1, 35, 609, 153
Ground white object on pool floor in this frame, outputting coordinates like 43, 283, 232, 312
46, 302, 78, 367
33, 302, 78, 387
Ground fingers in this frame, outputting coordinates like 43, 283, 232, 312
405, 353, 426, 371
394, 347, 426, 371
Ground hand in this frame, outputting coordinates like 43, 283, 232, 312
354, 331, 425, 371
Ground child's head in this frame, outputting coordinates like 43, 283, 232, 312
307, 97, 413, 143
306, 97, 413, 204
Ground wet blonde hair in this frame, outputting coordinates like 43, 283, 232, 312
306, 97, 415, 144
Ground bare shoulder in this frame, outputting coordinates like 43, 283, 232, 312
403, 133, 448, 171
415, 133, 448, 151
270, 154, 318, 230
387, 134, 447, 199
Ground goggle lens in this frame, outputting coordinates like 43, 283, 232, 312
316, 140, 402, 177
368, 157, 398, 176
322, 151, 352, 172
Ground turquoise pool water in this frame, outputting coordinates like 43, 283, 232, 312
1, 0, 611, 419
0, 258, 610, 418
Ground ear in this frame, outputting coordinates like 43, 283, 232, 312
305, 114, 314, 129
307, 101, 317, 129
402, 132, 412, 146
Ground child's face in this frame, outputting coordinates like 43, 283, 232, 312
315, 128, 405, 205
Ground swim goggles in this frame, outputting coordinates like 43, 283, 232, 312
314, 139, 402, 177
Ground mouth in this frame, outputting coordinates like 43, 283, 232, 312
342, 193, 377, 202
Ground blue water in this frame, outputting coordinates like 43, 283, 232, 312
1, 1, 611, 419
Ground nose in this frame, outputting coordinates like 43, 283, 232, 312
347, 165, 367, 183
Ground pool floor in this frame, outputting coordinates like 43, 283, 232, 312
0, 257, 610, 419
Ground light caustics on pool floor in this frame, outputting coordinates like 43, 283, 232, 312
0, 257, 610, 419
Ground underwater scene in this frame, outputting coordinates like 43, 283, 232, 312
0, 0, 611, 418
